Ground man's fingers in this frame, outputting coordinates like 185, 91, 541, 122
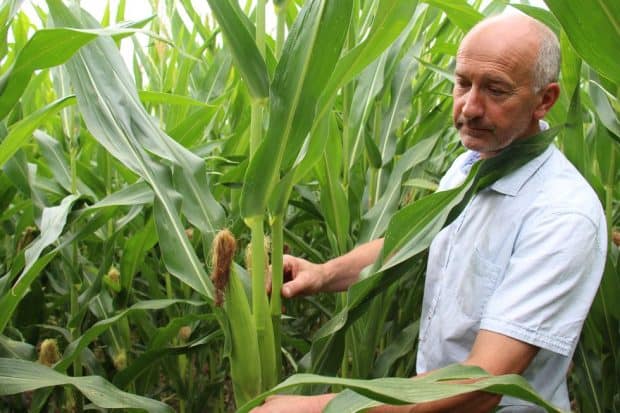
282, 275, 313, 298
281, 278, 301, 298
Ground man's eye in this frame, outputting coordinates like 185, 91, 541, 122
488, 87, 507, 96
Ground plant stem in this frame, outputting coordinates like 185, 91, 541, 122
248, 217, 278, 390
275, 1, 287, 57
250, 101, 263, 156
249, 218, 267, 335
342, 9, 356, 188
68, 128, 83, 412
369, 100, 383, 207
270, 215, 284, 379
256, 0, 266, 59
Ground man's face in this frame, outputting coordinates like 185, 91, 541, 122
452, 21, 543, 158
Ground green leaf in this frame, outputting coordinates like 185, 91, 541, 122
348, 54, 388, 171
372, 321, 419, 378
137, 90, 217, 108
33, 130, 95, 198
589, 80, 620, 139
319, 0, 419, 114
0, 95, 75, 169
0, 358, 172, 412
0, 335, 36, 360
423, 0, 484, 32
359, 136, 437, 243
55, 300, 207, 372
89, 181, 153, 209
205, 0, 269, 100
544, 0, 620, 85
0, 1, 25, 60
113, 313, 219, 387
0, 194, 79, 333
509, 4, 560, 34
240, 0, 353, 219
238, 364, 562, 413
315, 119, 350, 254
0, 23, 146, 120
47, 0, 220, 298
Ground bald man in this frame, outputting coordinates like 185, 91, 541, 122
252, 13, 606, 413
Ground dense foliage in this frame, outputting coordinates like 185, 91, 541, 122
0, 0, 618, 412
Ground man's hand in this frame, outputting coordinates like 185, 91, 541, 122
279, 255, 329, 298
250, 394, 335, 413
270, 239, 385, 298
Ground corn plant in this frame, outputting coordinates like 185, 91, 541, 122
0, 0, 618, 412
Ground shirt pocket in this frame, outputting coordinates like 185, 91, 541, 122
455, 248, 502, 319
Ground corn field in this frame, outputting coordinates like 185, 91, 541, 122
0, 0, 618, 412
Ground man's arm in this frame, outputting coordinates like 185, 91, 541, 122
279, 238, 384, 297
368, 330, 539, 413
251, 330, 538, 413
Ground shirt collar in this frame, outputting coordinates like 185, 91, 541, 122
459, 120, 553, 196
487, 144, 554, 196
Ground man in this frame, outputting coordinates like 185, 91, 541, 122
252, 12, 607, 413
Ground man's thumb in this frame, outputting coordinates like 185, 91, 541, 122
281, 279, 302, 298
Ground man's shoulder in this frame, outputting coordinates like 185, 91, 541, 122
530, 146, 602, 215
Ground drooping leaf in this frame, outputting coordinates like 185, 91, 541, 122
238, 364, 562, 413
0, 22, 148, 120
47, 0, 221, 299
0, 358, 173, 412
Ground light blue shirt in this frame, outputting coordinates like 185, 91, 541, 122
417, 144, 607, 411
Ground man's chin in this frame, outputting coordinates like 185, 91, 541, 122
459, 134, 490, 152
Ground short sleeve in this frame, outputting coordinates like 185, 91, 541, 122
480, 210, 606, 356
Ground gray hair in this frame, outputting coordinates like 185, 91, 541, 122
532, 24, 561, 92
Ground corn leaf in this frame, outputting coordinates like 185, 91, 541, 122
359, 136, 437, 243
0, 358, 172, 412
238, 364, 562, 413
0, 206, 117, 335
0, 0, 25, 60
205, 0, 269, 100
55, 299, 207, 372
0, 335, 36, 360
89, 181, 153, 209
315, 120, 350, 254
240, 0, 353, 219
0, 95, 75, 169
319, 0, 419, 116
422, 0, 484, 31
0, 23, 147, 120
544, 0, 620, 85
113, 312, 219, 387
47, 0, 220, 299
509, 4, 560, 34
372, 321, 420, 378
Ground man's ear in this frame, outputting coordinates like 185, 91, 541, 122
534, 82, 560, 120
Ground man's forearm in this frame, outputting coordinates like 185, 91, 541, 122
321, 238, 383, 292
366, 390, 501, 413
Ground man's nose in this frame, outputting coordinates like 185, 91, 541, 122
461, 88, 484, 119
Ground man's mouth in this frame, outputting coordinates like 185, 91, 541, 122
457, 121, 494, 133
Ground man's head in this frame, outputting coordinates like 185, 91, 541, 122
452, 13, 560, 158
